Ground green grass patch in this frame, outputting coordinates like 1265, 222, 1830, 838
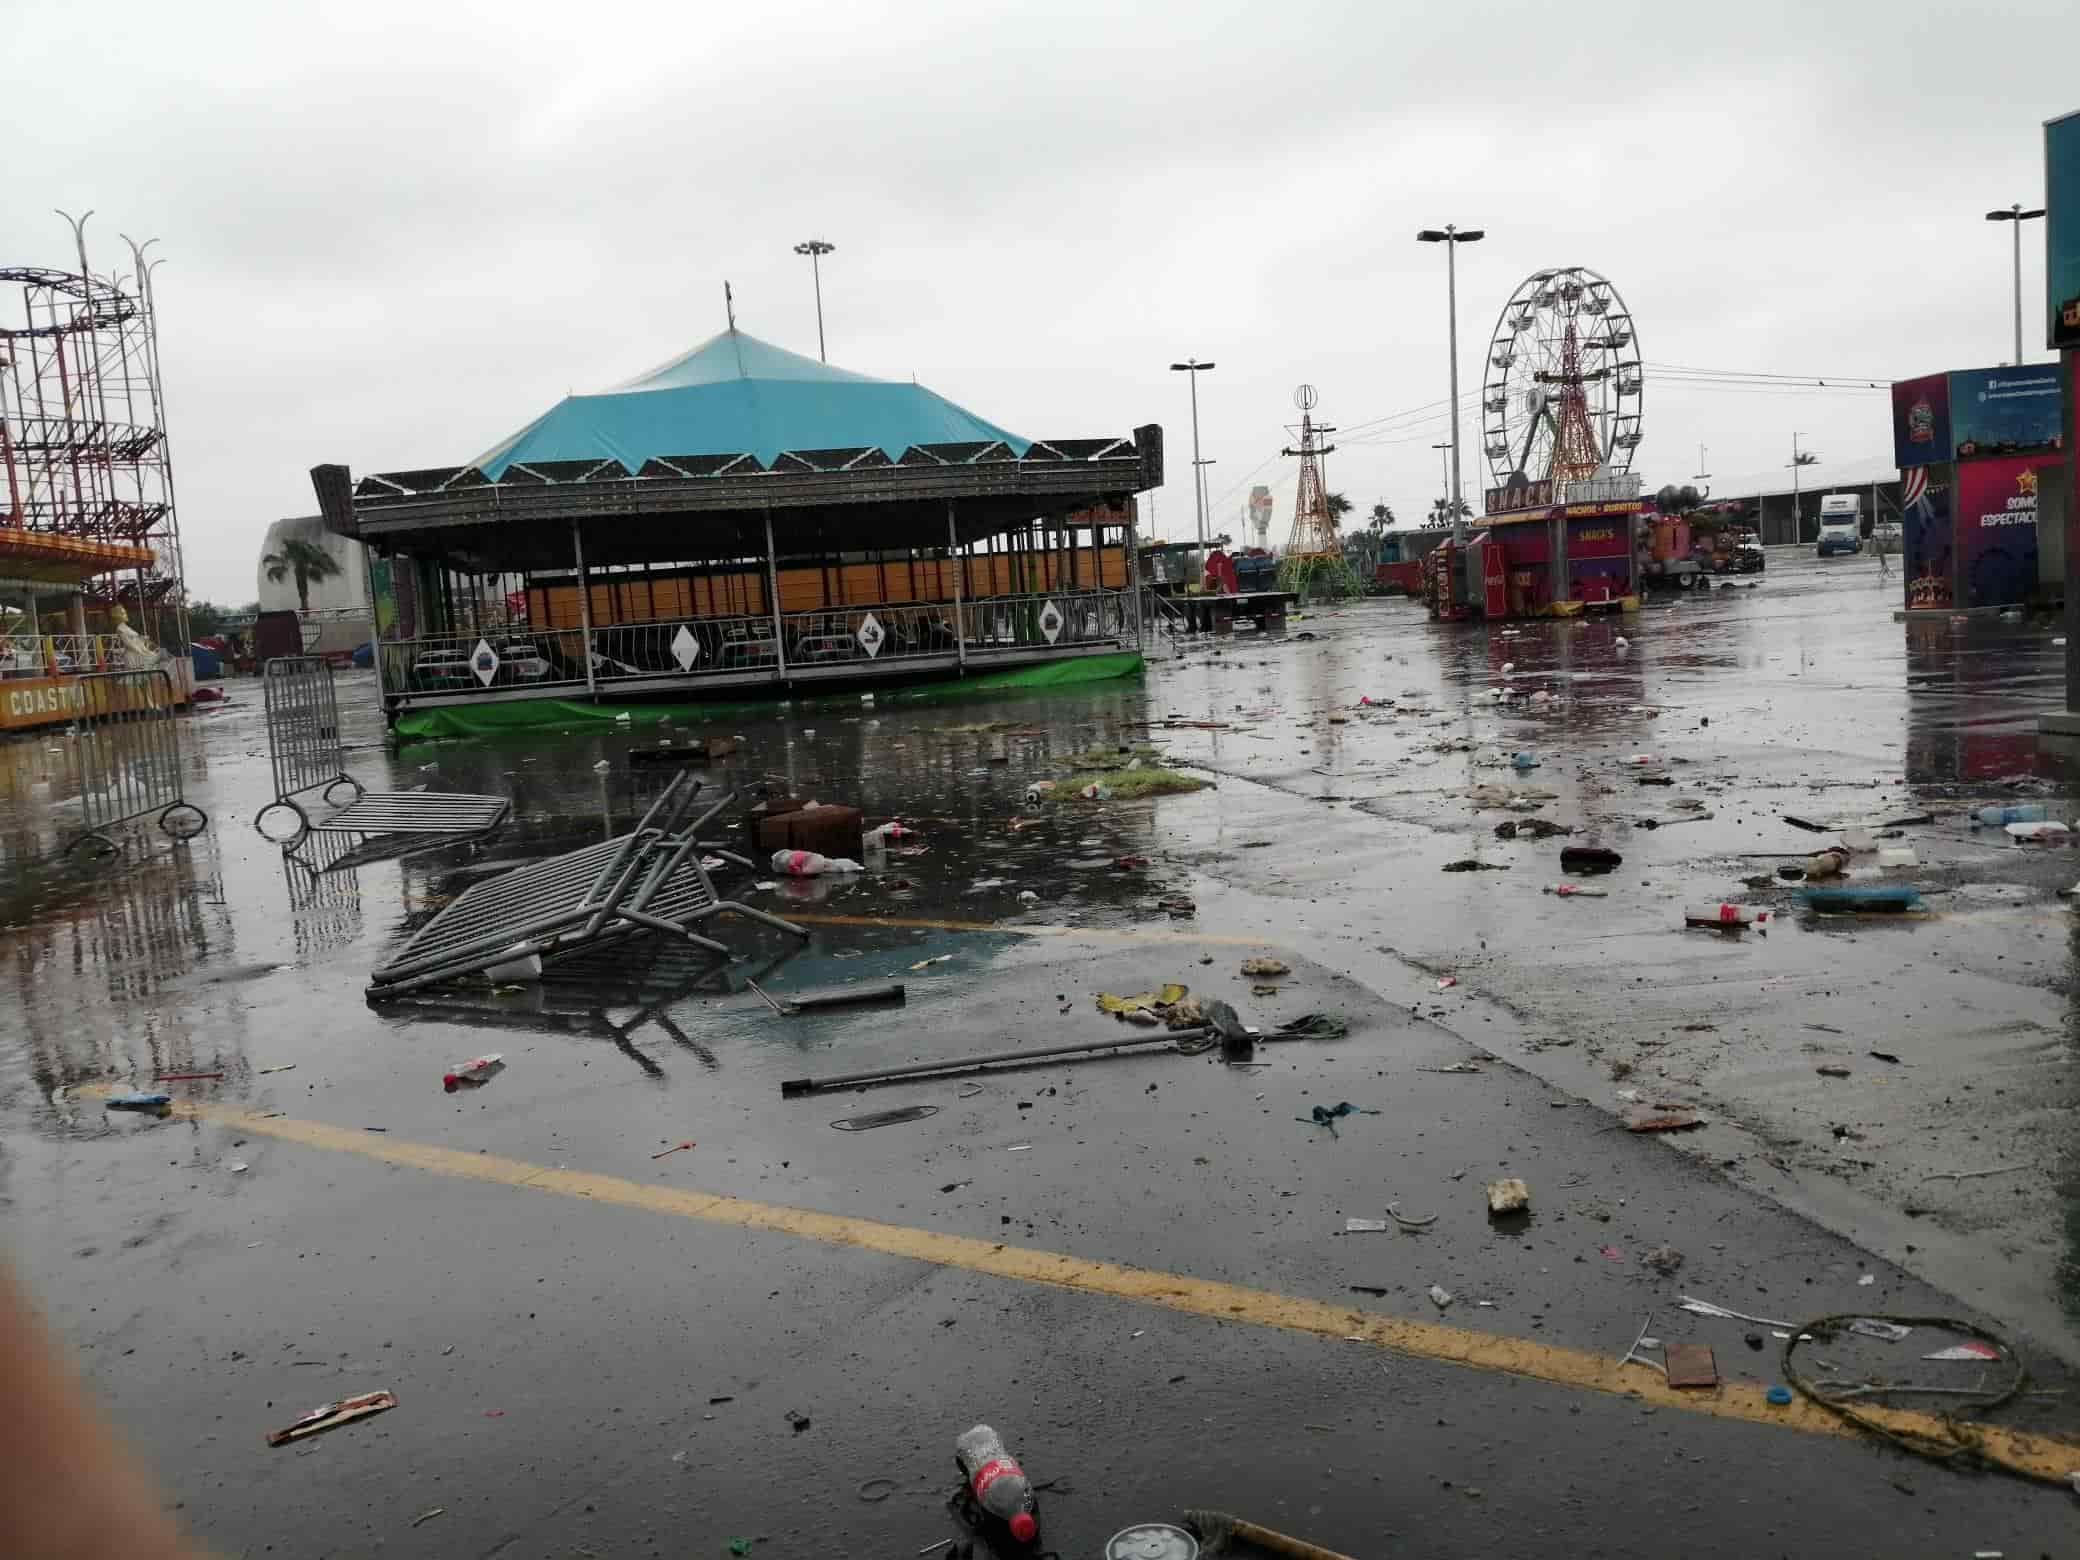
1060, 765, 1212, 800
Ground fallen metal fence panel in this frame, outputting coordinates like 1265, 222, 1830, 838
65, 669, 209, 856
365, 775, 806, 1000
257, 656, 509, 848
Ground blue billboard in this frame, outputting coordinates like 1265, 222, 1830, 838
1949, 365, 2064, 461
2050, 110, 2080, 351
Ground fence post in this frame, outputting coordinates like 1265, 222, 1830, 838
573, 520, 598, 699
763, 509, 788, 681
948, 500, 967, 671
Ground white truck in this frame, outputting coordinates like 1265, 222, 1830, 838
1816, 493, 1862, 557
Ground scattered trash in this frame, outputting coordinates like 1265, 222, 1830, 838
1663, 1343, 1718, 1389
1797, 885, 1922, 914
1436, 975, 1458, 989
955, 1423, 1039, 1545
1300, 1100, 1381, 1135
1766, 1385, 1793, 1405
1511, 752, 1540, 770
2006, 820, 2070, 841
1816, 1064, 1851, 1078
1645, 1244, 1684, 1275
729, 1540, 754, 1556
1485, 1178, 1531, 1216
267, 1390, 398, 1446
1802, 847, 1849, 879
1239, 957, 1289, 978
1598, 1244, 1625, 1262
829, 1105, 941, 1131
1543, 882, 1607, 897
1679, 1295, 1799, 1328
1159, 895, 1197, 918
442, 1054, 504, 1092
256, 1064, 297, 1075
1494, 817, 1572, 840
1427, 1284, 1454, 1310
1848, 1319, 1912, 1342
1017, 890, 1040, 904
153, 1071, 224, 1082
1622, 754, 1657, 766
1619, 1314, 1660, 1375
1685, 903, 1767, 928
1923, 1341, 2002, 1362
1875, 846, 1919, 867
591, 759, 611, 771
1921, 1162, 2033, 1183
1868, 1050, 1903, 1064
651, 1141, 696, 1159
1628, 1113, 1706, 1134
1974, 802, 2047, 827
104, 1091, 172, 1112
1097, 984, 1188, 1018
772, 849, 863, 875
1350, 1285, 1390, 1297
909, 954, 955, 971
1420, 1062, 1482, 1074
1345, 1218, 1390, 1233
1387, 1204, 1437, 1229
411, 1508, 444, 1528
1857, 1273, 1875, 1286
1559, 845, 1622, 875
1442, 858, 1509, 872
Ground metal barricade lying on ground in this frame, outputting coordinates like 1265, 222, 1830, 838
365, 774, 806, 1000
65, 669, 209, 856
255, 656, 509, 849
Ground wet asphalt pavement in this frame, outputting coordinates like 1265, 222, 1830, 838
7, 545, 2080, 1556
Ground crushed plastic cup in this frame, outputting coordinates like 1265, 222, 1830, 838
2007, 820, 2071, 841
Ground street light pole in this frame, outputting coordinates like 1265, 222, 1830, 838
1417, 225, 1486, 545
1789, 432, 1814, 541
1984, 204, 2045, 365
793, 239, 836, 361
1169, 358, 1217, 552
1431, 441, 1451, 520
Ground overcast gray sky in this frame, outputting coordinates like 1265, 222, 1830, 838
7, 0, 2074, 600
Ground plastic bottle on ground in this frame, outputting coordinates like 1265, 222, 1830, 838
1803, 847, 1848, 878
771, 849, 863, 875
1684, 903, 1767, 927
443, 1054, 504, 1092
954, 1424, 1038, 1544
1974, 802, 2046, 827
2005, 820, 2070, 840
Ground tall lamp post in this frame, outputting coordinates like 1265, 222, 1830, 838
1169, 357, 1216, 551
1788, 432, 1816, 542
1984, 204, 2045, 366
1431, 440, 1451, 521
793, 239, 836, 361
1417, 224, 1484, 544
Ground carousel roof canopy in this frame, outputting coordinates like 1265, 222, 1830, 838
471, 329, 1028, 478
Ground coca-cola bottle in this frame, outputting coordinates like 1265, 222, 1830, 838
954, 1424, 1038, 1544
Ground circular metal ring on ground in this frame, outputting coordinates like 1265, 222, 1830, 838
252, 800, 310, 846
322, 777, 365, 806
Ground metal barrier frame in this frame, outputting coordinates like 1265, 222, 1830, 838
64, 669, 209, 858
366, 776, 805, 1000
255, 656, 508, 849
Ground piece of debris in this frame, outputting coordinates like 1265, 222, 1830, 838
1301, 1100, 1381, 1135
1816, 1065, 1851, 1078
1848, 1319, 1912, 1342
785, 1410, 812, 1433
267, 1390, 398, 1446
1868, 1051, 1903, 1064
1240, 957, 1290, 978
1663, 1344, 1718, 1389
908, 954, 954, 971
1420, 1062, 1482, 1074
1645, 1244, 1685, 1275
1346, 1218, 1390, 1233
1923, 1341, 2002, 1362
829, 1105, 940, 1132
153, 1071, 224, 1082
1096, 984, 1187, 1018
104, 1091, 172, 1112
1485, 1178, 1531, 1216
1349, 1285, 1390, 1298
1442, 859, 1509, 872
1428, 1285, 1454, 1310
442, 1054, 505, 1092
1494, 817, 1573, 840
1598, 1244, 1625, 1262
651, 1141, 696, 1159
411, 1508, 444, 1528
1558, 845, 1622, 875
1628, 1113, 1706, 1134
1436, 975, 1458, 989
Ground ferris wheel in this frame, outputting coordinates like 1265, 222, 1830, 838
1479, 266, 1643, 490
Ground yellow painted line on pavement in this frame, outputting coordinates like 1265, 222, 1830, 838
85, 1087, 2080, 1483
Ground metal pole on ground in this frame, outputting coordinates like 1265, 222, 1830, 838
763, 510, 788, 681
572, 521, 597, 698
947, 500, 967, 671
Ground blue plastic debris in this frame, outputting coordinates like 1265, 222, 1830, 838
104, 1091, 172, 1112
1766, 1385, 1794, 1406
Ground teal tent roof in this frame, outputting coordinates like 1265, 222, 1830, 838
472, 329, 1028, 478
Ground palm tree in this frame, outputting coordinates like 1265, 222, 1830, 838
1368, 502, 1394, 534
1425, 497, 1472, 528
1324, 492, 1353, 525
262, 537, 344, 613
